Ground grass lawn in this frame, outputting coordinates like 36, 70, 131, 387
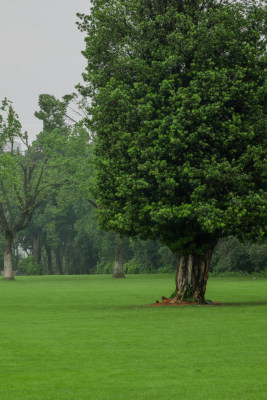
0, 274, 266, 400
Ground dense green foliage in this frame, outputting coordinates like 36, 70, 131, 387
0, 275, 267, 399
210, 237, 267, 274
18, 255, 41, 275
78, 0, 266, 256
13, 199, 177, 275
1, 204, 266, 276
0, 96, 86, 277
0, 90, 266, 276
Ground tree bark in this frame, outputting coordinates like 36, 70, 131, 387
45, 245, 53, 275
14, 245, 19, 271
3, 232, 14, 280
172, 242, 217, 303
55, 248, 63, 275
113, 233, 125, 278
32, 232, 41, 264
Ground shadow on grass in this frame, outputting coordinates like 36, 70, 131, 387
138, 301, 267, 308
222, 301, 267, 307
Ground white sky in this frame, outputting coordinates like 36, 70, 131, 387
0, 0, 91, 142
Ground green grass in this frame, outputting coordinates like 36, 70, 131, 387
0, 274, 266, 400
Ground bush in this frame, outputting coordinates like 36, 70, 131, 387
95, 261, 114, 274
157, 265, 176, 273
249, 243, 267, 272
210, 237, 267, 274
209, 269, 267, 278
123, 261, 141, 274
158, 247, 176, 268
18, 256, 41, 275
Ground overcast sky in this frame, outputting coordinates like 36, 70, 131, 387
0, 0, 91, 142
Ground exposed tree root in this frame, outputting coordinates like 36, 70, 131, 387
152, 296, 222, 306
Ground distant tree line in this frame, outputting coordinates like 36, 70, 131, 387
0, 204, 266, 276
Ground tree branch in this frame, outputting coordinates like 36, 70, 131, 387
88, 199, 98, 208
13, 183, 24, 208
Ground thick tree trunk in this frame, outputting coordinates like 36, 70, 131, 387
45, 245, 53, 275
113, 234, 125, 278
172, 242, 217, 303
3, 232, 14, 280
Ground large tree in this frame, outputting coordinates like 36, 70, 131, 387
78, 0, 266, 302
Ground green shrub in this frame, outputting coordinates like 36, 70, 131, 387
157, 265, 176, 273
210, 237, 267, 274
158, 247, 176, 268
18, 256, 41, 276
123, 261, 141, 274
209, 269, 267, 278
95, 261, 114, 274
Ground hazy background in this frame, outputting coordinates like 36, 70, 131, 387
0, 0, 91, 143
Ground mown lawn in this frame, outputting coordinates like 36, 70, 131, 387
0, 274, 266, 400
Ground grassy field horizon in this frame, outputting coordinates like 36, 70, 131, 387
0, 274, 266, 399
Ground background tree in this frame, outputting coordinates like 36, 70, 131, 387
26, 93, 97, 275
210, 237, 267, 275
35, 93, 128, 278
0, 98, 22, 154
78, 0, 266, 302
0, 99, 71, 279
